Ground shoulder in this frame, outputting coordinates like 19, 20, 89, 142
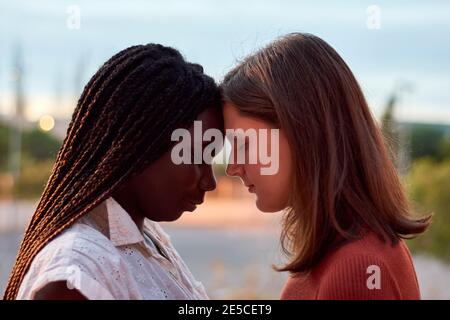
317, 252, 399, 299
18, 222, 130, 300
330, 229, 394, 258
35, 222, 121, 269
316, 231, 403, 299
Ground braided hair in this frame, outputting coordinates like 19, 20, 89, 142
3, 44, 221, 299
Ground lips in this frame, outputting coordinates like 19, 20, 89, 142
183, 194, 205, 212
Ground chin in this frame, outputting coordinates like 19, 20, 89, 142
167, 211, 185, 222
255, 197, 284, 213
152, 209, 184, 222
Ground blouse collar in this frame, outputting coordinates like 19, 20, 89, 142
105, 197, 145, 247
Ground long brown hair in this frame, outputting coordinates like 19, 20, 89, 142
221, 33, 431, 274
4, 44, 221, 299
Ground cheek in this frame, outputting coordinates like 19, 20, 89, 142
254, 172, 290, 212
155, 164, 201, 201
158, 152, 200, 187
273, 168, 291, 205
242, 163, 260, 185
278, 133, 293, 196
143, 166, 201, 220
134, 158, 199, 211
172, 164, 201, 189
253, 132, 292, 212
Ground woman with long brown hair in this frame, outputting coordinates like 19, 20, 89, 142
221, 33, 431, 299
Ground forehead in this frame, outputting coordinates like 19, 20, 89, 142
223, 101, 271, 130
185, 107, 223, 135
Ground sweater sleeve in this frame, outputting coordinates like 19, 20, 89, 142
317, 254, 401, 300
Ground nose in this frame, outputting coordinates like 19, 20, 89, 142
226, 162, 243, 177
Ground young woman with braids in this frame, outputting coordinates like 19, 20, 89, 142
4, 44, 223, 300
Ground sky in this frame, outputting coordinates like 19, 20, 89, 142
0, 0, 449, 124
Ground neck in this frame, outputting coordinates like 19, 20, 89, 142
111, 192, 145, 232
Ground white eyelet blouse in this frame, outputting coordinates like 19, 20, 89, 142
17, 197, 209, 300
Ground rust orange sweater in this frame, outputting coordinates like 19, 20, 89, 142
280, 230, 421, 300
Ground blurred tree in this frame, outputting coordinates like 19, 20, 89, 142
21, 128, 60, 162
0, 122, 9, 171
381, 94, 400, 163
9, 44, 25, 183
0, 121, 60, 170
409, 124, 447, 161
439, 137, 450, 160
13, 159, 54, 199
380, 81, 413, 174
407, 158, 450, 262
0, 120, 60, 198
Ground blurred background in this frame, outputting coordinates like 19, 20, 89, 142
0, 0, 449, 299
